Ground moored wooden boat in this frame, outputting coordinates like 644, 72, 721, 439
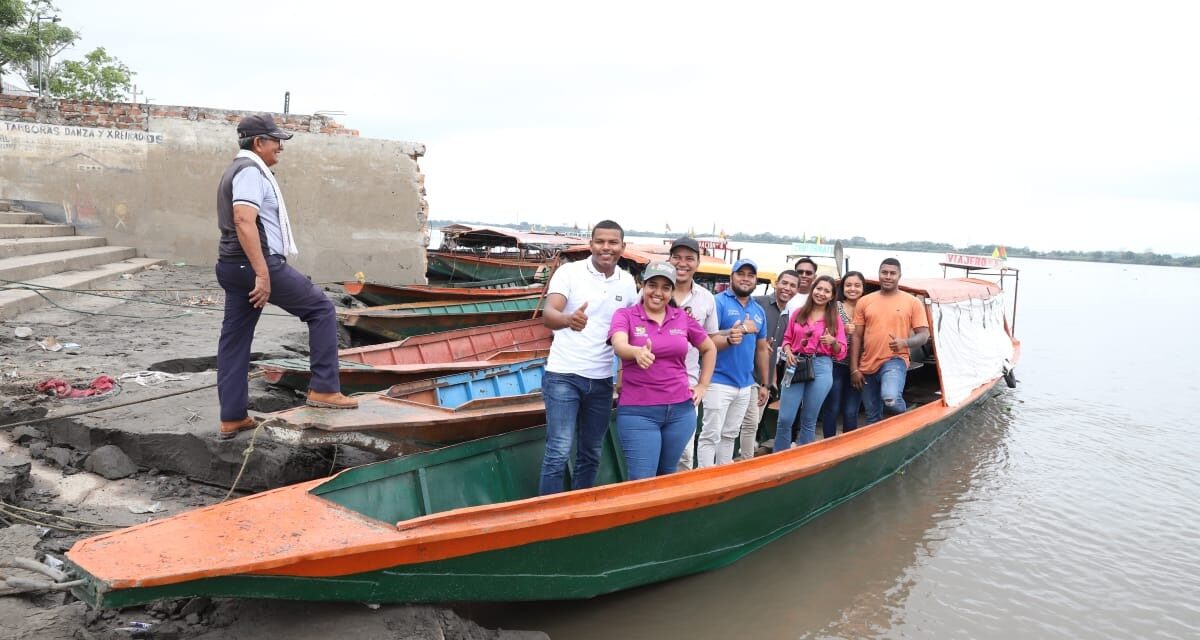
65, 277, 1019, 609
255, 319, 554, 393
338, 296, 543, 343
343, 281, 544, 306
256, 349, 548, 395
426, 251, 548, 284
261, 357, 549, 455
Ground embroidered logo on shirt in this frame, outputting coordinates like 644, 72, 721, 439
669, 328, 686, 336
633, 326, 648, 337
615, 295, 623, 302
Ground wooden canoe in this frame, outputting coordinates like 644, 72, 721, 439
255, 319, 553, 393
65, 277, 1020, 609
338, 296, 544, 343
342, 281, 544, 306
426, 251, 548, 284
261, 358, 549, 455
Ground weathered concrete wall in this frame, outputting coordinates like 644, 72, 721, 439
0, 96, 429, 283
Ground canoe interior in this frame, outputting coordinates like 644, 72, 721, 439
340, 319, 553, 366
386, 357, 546, 409
311, 422, 627, 525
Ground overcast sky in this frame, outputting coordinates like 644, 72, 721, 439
40, 0, 1200, 254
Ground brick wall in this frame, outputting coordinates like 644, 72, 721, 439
0, 94, 360, 137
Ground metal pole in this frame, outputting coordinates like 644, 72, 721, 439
35, 16, 42, 97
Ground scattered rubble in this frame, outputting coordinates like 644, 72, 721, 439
83, 445, 138, 480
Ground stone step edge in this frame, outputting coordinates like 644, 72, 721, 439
0, 257, 167, 319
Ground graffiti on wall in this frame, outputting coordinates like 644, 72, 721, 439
1, 120, 156, 229
1, 119, 162, 173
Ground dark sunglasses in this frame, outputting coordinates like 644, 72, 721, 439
797, 269, 815, 276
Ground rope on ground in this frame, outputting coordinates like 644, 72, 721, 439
221, 420, 265, 503
0, 501, 114, 533
0, 501, 115, 529
0, 556, 87, 596
0, 277, 295, 317
21, 287, 193, 320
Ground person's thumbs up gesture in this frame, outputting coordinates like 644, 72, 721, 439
569, 301, 589, 331
819, 328, 836, 347
635, 339, 656, 369
728, 321, 744, 345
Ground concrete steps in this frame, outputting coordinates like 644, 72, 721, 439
0, 257, 166, 318
0, 212, 43, 224
0, 208, 165, 319
0, 246, 139, 283
0, 223, 75, 239
0, 235, 108, 259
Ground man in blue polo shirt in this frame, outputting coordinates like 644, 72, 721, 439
696, 259, 771, 467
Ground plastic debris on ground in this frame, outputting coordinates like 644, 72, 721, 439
119, 371, 191, 386
34, 375, 119, 398
36, 336, 62, 352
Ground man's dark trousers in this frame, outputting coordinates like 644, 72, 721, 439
215, 255, 340, 422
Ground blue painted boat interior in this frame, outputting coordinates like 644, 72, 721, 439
435, 358, 546, 409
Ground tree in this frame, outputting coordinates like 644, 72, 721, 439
42, 46, 132, 100
0, 0, 77, 94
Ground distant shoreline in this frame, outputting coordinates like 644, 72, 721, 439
429, 219, 1200, 269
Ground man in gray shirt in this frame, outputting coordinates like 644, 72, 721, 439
668, 237, 720, 471
215, 114, 357, 439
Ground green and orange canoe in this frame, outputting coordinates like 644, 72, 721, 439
65, 278, 1020, 608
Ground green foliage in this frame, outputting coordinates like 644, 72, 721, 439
1, 0, 25, 27
0, 0, 78, 93
43, 46, 132, 100
1, 1, 137, 101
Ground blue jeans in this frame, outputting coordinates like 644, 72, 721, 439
539, 371, 614, 495
773, 356, 833, 452
862, 357, 908, 424
616, 400, 696, 480
820, 362, 862, 438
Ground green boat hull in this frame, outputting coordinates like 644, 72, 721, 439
348, 311, 541, 343
343, 298, 543, 343
69, 382, 995, 608
427, 253, 544, 284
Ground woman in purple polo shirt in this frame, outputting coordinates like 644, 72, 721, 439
610, 262, 716, 480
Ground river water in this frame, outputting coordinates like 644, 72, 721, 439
462, 242, 1200, 639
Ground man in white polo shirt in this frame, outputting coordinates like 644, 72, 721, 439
538, 220, 637, 494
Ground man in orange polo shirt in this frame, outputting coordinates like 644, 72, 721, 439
848, 258, 929, 423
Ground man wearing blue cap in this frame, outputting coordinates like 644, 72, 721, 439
696, 258, 771, 467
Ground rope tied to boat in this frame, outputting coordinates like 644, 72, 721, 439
221, 420, 265, 503
0, 557, 85, 597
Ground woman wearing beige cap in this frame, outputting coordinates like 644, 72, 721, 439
609, 262, 716, 479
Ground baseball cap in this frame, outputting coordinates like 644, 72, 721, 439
669, 236, 701, 255
237, 113, 294, 140
642, 261, 677, 285
732, 258, 758, 275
